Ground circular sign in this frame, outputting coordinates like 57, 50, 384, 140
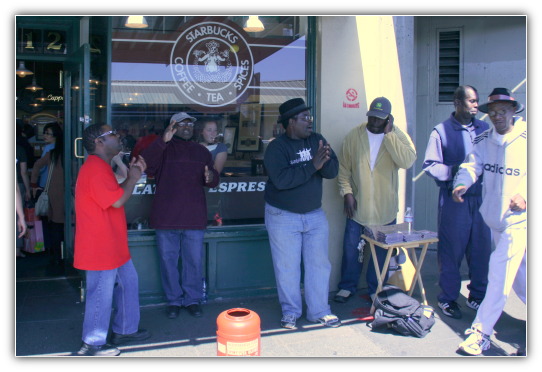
346, 88, 358, 102
170, 22, 254, 107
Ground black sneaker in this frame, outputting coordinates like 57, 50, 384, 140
280, 314, 297, 329
166, 305, 181, 319
465, 296, 483, 310
110, 329, 151, 345
334, 289, 353, 303
438, 301, 462, 319
76, 342, 120, 356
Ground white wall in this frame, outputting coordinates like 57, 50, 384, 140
317, 16, 416, 291
318, 16, 365, 291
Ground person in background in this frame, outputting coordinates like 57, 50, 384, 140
16, 162, 27, 258
74, 123, 150, 356
33, 123, 58, 253
16, 142, 31, 206
37, 123, 58, 191
264, 98, 341, 329
16, 182, 27, 239
197, 118, 227, 174
335, 97, 417, 303
454, 88, 527, 356
111, 152, 129, 183
30, 123, 65, 272
16, 134, 30, 258
17, 121, 35, 169
423, 85, 491, 319
130, 128, 160, 162
142, 112, 219, 319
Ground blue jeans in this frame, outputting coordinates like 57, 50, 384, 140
155, 229, 204, 307
82, 259, 140, 346
337, 218, 395, 295
265, 203, 332, 321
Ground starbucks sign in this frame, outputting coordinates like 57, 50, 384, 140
170, 21, 254, 107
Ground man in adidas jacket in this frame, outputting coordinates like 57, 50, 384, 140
453, 88, 527, 356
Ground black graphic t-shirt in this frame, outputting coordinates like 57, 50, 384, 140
264, 132, 338, 213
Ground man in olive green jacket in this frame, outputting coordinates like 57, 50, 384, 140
334, 97, 416, 303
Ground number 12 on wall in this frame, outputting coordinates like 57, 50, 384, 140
17, 28, 67, 55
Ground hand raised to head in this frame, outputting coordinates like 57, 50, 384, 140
163, 120, 178, 143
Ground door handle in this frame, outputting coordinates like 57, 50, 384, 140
74, 137, 84, 158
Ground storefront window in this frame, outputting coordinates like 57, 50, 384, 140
110, 16, 309, 229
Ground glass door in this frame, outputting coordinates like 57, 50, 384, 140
63, 43, 90, 269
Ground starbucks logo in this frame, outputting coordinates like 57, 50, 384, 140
170, 21, 254, 107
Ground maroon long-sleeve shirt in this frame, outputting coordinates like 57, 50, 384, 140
142, 136, 219, 230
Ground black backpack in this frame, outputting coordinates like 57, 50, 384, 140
369, 285, 435, 338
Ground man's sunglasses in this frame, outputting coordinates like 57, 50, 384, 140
96, 129, 118, 139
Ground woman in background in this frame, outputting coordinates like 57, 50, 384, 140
31, 123, 65, 273
197, 118, 227, 174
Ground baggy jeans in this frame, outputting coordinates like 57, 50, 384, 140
82, 259, 140, 345
265, 203, 332, 321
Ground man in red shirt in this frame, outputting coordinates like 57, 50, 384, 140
74, 123, 150, 356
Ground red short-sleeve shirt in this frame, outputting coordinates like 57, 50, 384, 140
74, 155, 130, 270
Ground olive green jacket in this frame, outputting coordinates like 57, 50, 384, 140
337, 123, 416, 226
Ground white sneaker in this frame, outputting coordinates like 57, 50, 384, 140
458, 324, 490, 356
312, 314, 342, 328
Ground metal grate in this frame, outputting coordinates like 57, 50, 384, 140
438, 30, 460, 102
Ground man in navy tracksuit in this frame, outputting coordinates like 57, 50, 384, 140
423, 85, 491, 319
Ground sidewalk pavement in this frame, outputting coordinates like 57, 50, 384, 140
15, 249, 527, 358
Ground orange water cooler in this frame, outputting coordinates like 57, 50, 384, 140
216, 308, 261, 356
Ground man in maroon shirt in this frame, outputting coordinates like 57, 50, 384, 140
142, 112, 219, 319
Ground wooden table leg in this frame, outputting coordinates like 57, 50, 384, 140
408, 242, 429, 305
370, 243, 395, 313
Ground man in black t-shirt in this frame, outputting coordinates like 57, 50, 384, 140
264, 98, 341, 330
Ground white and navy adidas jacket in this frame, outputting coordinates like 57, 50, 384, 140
454, 116, 527, 232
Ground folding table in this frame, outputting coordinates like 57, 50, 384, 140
361, 234, 439, 313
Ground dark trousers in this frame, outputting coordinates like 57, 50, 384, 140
46, 220, 64, 263
338, 218, 396, 295
437, 189, 491, 302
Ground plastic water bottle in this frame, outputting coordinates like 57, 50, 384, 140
405, 207, 414, 234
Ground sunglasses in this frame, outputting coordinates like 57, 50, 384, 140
488, 109, 511, 117
96, 129, 118, 139
296, 115, 314, 122
176, 121, 194, 127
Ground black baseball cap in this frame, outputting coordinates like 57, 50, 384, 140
367, 97, 392, 119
